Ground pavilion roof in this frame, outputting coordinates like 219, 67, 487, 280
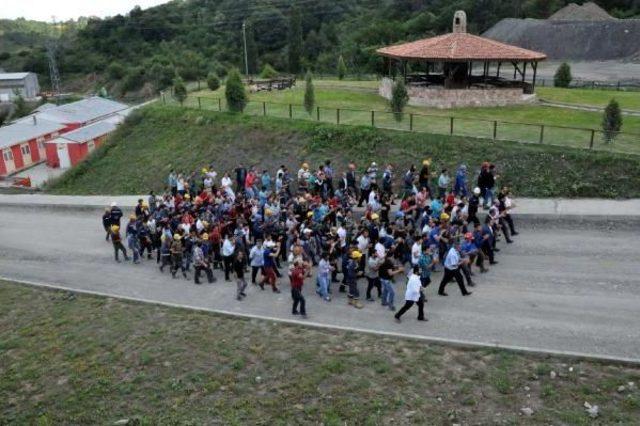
376, 32, 546, 62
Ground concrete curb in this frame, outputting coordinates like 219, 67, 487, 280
3, 276, 640, 366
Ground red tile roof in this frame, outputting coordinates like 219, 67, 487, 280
376, 32, 546, 61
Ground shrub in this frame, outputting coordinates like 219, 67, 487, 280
303, 71, 315, 114
173, 77, 187, 105
390, 79, 409, 122
337, 55, 347, 80
0, 52, 10, 61
225, 68, 247, 112
602, 99, 622, 143
122, 67, 146, 93
207, 72, 220, 91
554, 62, 572, 88
259, 64, 279, 79
106, 62, 126, 80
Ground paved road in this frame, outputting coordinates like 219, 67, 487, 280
1, 206, 639, 361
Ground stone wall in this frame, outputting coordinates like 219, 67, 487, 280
379, 77, 536, 109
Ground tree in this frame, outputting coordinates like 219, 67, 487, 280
288, 8, 303, 74
554, 62, 572, 88
173, 77, 187, 105
389, 79, 409, 122
13, 93, 30, 118
225, 68, 247, 113
259, 64, 279, 79
245, 23, 258, 75
602, 99, 622, 143
207, 72, 220, 91
303, 71, 315, 115
337, 55, 347, 80
107, 62, 126, 80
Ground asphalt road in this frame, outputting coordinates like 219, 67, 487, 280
1, 206, 639, 361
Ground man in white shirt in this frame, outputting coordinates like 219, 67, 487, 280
222, 235, 235, 282
356, 229, 370, 273
394, 266, 426, 322
411, 235, 423, 266
437, 242, 472, 297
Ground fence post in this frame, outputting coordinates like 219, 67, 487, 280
197, 97, 201, 109
218, 98, 221, 111
371, 110, 375, 127
263, 102, 266, 116
493, 121, 497, 139
539, 125, 545, 144
289, 104, 292, 119
589, 129, 595, 149
316, 106, 320, 121
337, 108, 340, 125
449, 117, 454, 135
617, 81, 621, 91
409, 113, 414, 131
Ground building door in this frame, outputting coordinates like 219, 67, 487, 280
57, 144, 71, 169
37, 137, 46, 160
20, 143, 32, 166
2, 149, 15, 174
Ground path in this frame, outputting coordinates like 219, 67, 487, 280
1, 205, 639, 362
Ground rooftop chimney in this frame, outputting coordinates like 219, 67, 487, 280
33, 115, 37, 125
453, 10, 467, 33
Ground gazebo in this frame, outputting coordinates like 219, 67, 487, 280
376, 11, 547, 108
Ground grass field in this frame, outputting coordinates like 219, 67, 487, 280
46, 105, 640, 198
2, 281, 640, 424
187, 81, 640, 153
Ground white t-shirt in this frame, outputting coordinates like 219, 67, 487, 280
356, 235, 369, 253
375, 241, 386, 258
405, 273, 422, 302
411, 242, 422, 265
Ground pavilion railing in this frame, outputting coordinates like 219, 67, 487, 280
164, 95, 640, 156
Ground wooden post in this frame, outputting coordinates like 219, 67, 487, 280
410, 113, 414, 131
531, 62, 538, 91
450, 117, 454, 135
289, 104, 292, 118
198, 97, 201, 109
263, 101, 266, 116
371, 110, 375, 127
497, 62, 501, 78
522, 62, 527, 84
617, 81, 621, 91
539, 125, 544, 144
493, 121, 497, 139
337, 108, 340, 125
316, 106, 320, 121
218, 98, 221, 111
589, 129, 595, 149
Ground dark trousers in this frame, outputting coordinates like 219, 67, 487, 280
395, 293, 425, 320
113, 241, 127, 261
357, 188, 370, 207
347, 278, 359, 300
481, 241, 495, 263
366, 277, 381, 299
291, 288, 306, 315
438, 267, 469, 295
223, 255, 233, 280
504, 214, 516, 234
195, 264, 214, 284
171, 254, 185, 275
251, 266, 264, 283
104, 226, 111, 241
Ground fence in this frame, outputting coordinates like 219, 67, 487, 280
163, 95, 640, 155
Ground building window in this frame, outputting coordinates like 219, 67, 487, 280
3, 150, 13, 161
21, 145, 31, 156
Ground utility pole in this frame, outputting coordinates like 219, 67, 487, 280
242, 20, 249, 77
46, 15, 62, 101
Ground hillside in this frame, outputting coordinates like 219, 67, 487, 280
46, 104, 640, 198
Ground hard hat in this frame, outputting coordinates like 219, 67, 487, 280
201, 168, 208, 174
110, 201, 117, 207
422, 158, 431, 166
265, 208, 273, 216
302, 162, 309, 169
110, 225, 119, 232
173, 234, 182, 240
371, 213, 379, 220
473, 187, 481, 195
307, 211, 314, 218
371, 161, 377, 167
184, 194, 191, 200
202, 233, 209, 240
351, 250, 362, 259
395, 211, 405, 219
440, 213, 450, 221
464, 232, 474, 240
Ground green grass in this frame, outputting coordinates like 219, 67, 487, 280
189, 81, 640, 153
46, 104, 640, 198
1, 281, 640, 424
537, 87, 640, 110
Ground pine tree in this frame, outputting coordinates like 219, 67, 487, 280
225, 68, 248, 112
259, 64, 279, 79
602, 99, 622, 143
337, 55, 347, 80
288, 8, 303, 74
207, 72, 220, 91
303, 71, 315, 115
390, 79, 409, 122
173, 77, 187, 105
554, 62, 572, 88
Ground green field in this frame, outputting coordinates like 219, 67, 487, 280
537, 87, 640, 110
46, 105, 640, 198
187, 81, 640, 153
2, 281, 639, 424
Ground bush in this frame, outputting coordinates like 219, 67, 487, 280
148, 63, 176, 91
207, 72, 220, 91
122, 67, 146, 93
303, 71, 315, 114
602, 99, 622, 143
0, 52, 10, 61
554, 62, 572, 88
259, 64, 279, 79
107, 62, 126, 80
225, 68, 247, 112
337, 55, 347, 80
390, 79, 409, 122
173, 77, 187, 105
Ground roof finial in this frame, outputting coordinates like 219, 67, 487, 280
453, 10, 467, 33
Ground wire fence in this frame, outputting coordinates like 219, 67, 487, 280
162, 94, 640, 156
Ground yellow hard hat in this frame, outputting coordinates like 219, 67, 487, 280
440, 213, 450, 221
423, 158, 431, 166
173, 234, 182, 240
184, 194, 191, 200
110, 225, 120, 232
351, 250, 363, 259
202, 168, 208, 174
307, 211, 314, 218
371, 213, 379, 220
265, 208, 273, 216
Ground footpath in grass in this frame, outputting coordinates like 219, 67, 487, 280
1, 281, 639, 424
46, 105, 640, 198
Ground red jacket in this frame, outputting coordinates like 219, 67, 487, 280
290, 267, 305, 290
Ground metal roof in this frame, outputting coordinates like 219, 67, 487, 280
0, 72, 32, 80
33, 96, 129, 125
48, 120, 117, 144
0, 119, 66, 150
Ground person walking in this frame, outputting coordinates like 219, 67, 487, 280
125, 215, 141, 264
110, 225, 129, 262
394, 266, 427, 322
365, 248, 382, 301
379, 253, 404, 311
102, 208, 112, 241
193, 240, 214, 285
234, 251, 248, 300
346, 250, 364, 308
222, 234, 235, 281
317, 252, 332, 301
249, 239, 265, 284
170, 234, 188, 279
438, 242, 472, 296
290, 261, 307, 317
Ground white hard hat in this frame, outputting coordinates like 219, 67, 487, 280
473, 187, 481, 195
371, 162, 377, 167
110, 201, 117, 207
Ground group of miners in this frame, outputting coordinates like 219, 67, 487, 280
102, 159, 518, 322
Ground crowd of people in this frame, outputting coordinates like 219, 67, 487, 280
102, 159, 518, 322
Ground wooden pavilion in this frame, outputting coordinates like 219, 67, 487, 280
375, 11, 547, 108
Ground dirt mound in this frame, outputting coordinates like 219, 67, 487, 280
549, 2, 615, 21
483, 18, 640, 60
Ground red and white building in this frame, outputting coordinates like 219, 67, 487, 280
45, 120, 117, 169
0, 96, 128, 178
